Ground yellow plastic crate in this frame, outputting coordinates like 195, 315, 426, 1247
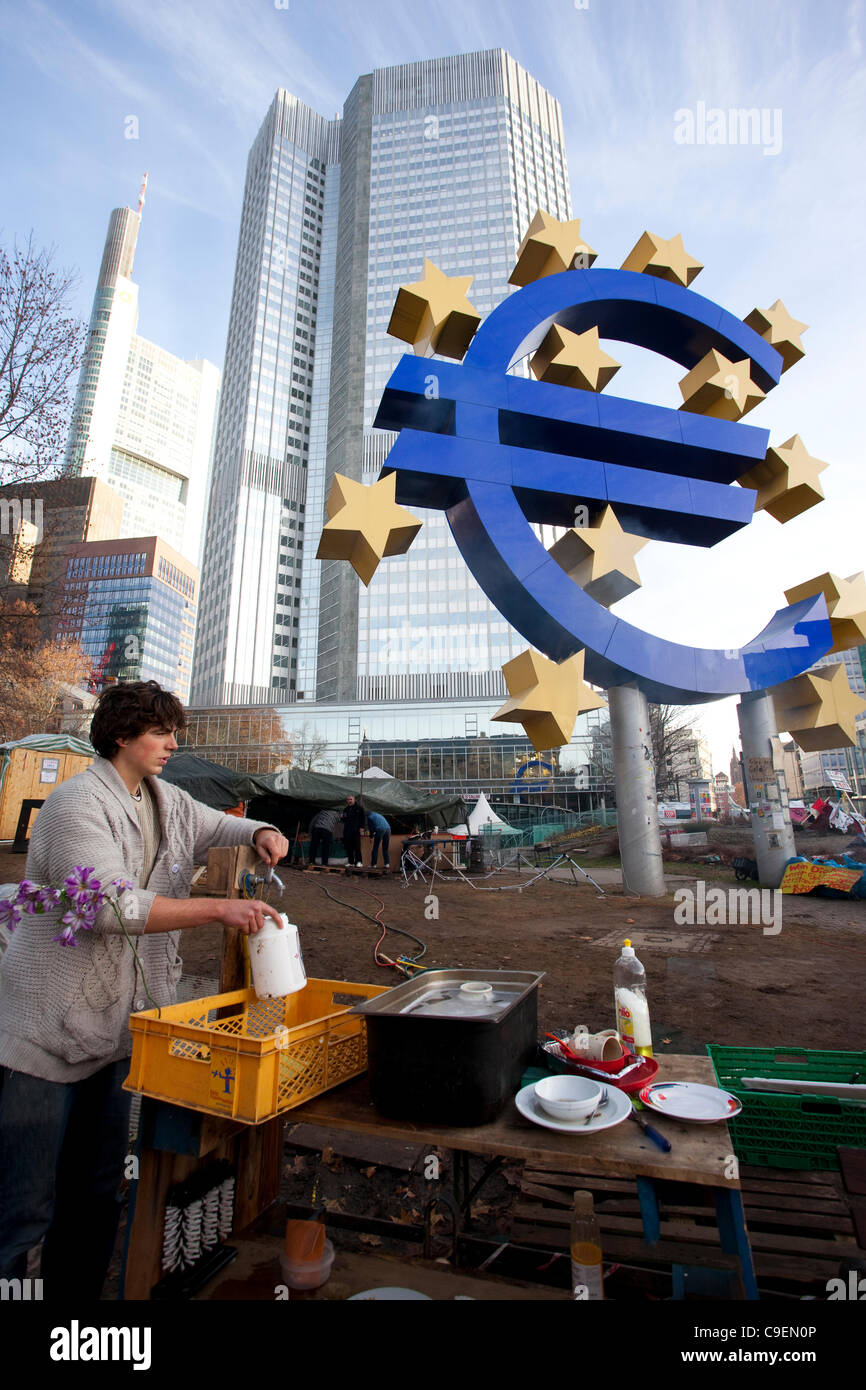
124, 978, 389, 1124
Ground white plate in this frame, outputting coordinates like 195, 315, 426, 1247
639, 1081, 742, 1124
348, 1287, 432, 1300
514, 1081, 632, 1135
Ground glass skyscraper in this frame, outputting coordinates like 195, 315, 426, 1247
65, 193, 220, 567
191, 50, 573, 711
191, 95, 339, 705
57, 537, 198, 700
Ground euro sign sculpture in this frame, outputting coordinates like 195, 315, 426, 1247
374, 266, 832, 704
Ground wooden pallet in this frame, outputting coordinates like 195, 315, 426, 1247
511, 1161, 861, 1292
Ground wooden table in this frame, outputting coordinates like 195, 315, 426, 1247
288, 1053, 758, 1299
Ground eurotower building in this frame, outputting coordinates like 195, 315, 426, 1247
191, 50, 572, 708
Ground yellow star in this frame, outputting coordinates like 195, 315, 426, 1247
678, 349, 765, 420
743, 299, 808, 372
315, 472, 422, 586
509, 210, 597, 286
531, 325, 621, 392
784, 572, 866, 654
548, 505, 648, 607
492, 648, 607, 753
387, 259, 481, 359
770, 663, 866, 752
621, 231, 703, 287
738, 436, 828, 523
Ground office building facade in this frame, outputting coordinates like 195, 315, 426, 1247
178, 697, 613, 810
65, 194, 220, 566
191, 96, 340, 706
0, 476, 124, 638
57, 536, 198, 701
191, 50, 573, 709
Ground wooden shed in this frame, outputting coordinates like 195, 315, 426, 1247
0, 737, 94, 842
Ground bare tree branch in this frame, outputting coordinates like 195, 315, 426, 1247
648, 703, 703, 798
0, 233, 86, 483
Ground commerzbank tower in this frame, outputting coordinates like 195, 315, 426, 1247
190, 50, 578, 764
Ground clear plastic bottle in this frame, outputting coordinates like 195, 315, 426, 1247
570, 1190, 604, 1300
614, 938, 653, 1058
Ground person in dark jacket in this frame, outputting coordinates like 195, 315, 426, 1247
341, 796, 366, 866
308, 808, 340, 865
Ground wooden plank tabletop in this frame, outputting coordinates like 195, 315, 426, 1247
288, 1054, 740, 1189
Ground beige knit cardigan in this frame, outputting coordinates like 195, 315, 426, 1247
0, 757, 276, 1082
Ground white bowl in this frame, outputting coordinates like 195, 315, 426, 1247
533, 1074, 602, 1121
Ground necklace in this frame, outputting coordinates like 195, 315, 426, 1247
132, 788, 142, 802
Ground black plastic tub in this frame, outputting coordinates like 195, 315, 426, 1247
351, 969, 543, 1126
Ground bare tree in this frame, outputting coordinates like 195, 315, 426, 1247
287, 722, 332, 772
0, 234, 86, 483
648, 704, 699, 798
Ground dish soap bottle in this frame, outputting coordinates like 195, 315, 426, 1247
614, 939, 653, 1058
571, 1190, 604, 1300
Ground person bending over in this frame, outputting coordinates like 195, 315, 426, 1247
366, 811, 391, 872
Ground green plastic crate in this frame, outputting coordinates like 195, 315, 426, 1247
707, 1044, 866, 1171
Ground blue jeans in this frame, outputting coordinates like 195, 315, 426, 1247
371, 830, 390, 868
0, 1058, 132, 1298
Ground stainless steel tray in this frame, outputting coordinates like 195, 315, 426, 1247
349, 968, 544, 1022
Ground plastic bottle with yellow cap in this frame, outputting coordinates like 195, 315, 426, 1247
613, 939, 653, 1057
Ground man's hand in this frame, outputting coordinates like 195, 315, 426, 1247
220, 898, 284, 934
253, 828, 289, 866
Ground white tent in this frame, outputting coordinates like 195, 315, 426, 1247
467, 792, 510, 834
360, 765, 394, 780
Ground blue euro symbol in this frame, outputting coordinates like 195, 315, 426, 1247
374, 268, 832, 704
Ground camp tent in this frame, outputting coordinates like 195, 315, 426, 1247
466, 792, 521, 839
161, 753, 466, 828
158, 752, 249, 811
245, 765, 466, 833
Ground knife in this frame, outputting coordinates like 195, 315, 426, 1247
629, 1103, 671, 1152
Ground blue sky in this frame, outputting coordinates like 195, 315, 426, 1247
2, 0, 864, 768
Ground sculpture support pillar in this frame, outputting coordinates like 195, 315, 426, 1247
608, 683, 666, 897
736, 691, 797, 888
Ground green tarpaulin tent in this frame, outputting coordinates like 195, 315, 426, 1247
161, 753, 466, 828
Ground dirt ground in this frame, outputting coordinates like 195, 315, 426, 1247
2, 846, 864, 1052
214, 867, 865, 1054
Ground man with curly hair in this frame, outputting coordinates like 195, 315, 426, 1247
0, 680, 289, 1297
